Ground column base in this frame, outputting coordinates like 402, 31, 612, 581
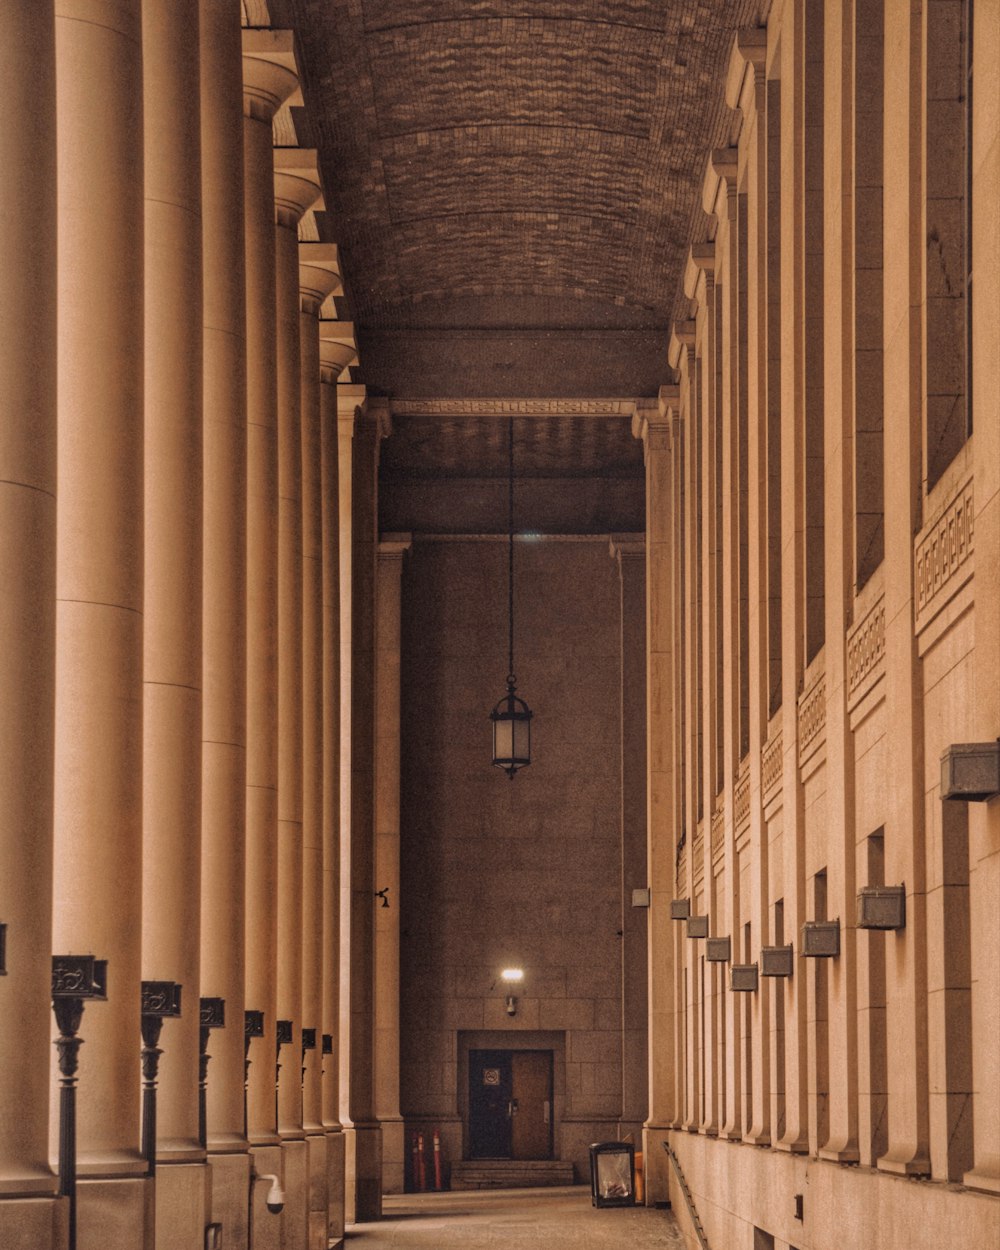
206, 1148, 251, 1250
325, 1129, 345, 1242
153, 1161, 209, 1250
380, 1117, 405, 1195
0, 1194, 66, 1249
878, 1150, 931, 1177
344, 1123, 382, 1223
819, 1144, 860, 1164
279, 1139, 308, 1250
304, 1132, 328, 1250
77, 1176, 153, 1250
249, 1143, 283, 1250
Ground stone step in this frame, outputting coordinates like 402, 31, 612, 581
451, 1160, 576, 1190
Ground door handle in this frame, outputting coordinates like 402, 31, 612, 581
543, 1099, 550, 1124
508, 1100, 518, 1117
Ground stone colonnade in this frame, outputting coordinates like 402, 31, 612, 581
642, 5, 999, 1250
0, 5, 364, 1249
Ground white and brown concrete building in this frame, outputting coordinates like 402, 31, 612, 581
0, 1, 997, 1248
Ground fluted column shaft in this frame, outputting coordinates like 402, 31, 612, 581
0, 0, 57, 1212
141, 0, 204, 1171
199, 0, 248, 1159
242, 34, 297, 1147
53, 0, 146, 1202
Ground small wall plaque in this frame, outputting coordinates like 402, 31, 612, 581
940, 742, 1000, 801
857, 886, 906, 930
730, 963, 758, 992
670, 899, 691, 921
802, 920, 840, 957
760, 945, 794, 977
706, 936, 731, 963
686, 915, 709, 939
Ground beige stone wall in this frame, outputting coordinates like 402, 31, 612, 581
398, 538, 648, 1182
654, 1, 1000, 1246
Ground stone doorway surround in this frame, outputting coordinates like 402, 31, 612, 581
457, 1031, 567, 1165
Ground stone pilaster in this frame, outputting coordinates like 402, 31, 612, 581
140, 6, 207, 1246
374, 536, 412, 1194
633, 392, 678, 1204
53, 0, 150, 1242
0, 2, 59, 1241
199, 1, 251, 1241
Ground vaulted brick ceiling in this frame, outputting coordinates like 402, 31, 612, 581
270, 0, 763, 399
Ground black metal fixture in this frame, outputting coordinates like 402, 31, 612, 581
244, 1009, 265, 1138
857, 885, 906, 930
199, 997, 226, 1149
802, 919, 841, 957
374, 887, 390, 909
140, 981, 182, 1175
706, 936, 731, 963
52, 954, 108, 1250
490, 416, 532, 777
670, 898, 691, 920
0, 922, 6, 975
275, 1019, 293, 1124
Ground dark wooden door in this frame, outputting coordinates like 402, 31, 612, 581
469, 1050, 512, 1158
510, 1051, 553, 1160
468, 1049, 554, 1160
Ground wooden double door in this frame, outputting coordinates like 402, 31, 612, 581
468, 1049, 553, 1160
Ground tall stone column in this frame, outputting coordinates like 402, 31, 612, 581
319, 328, 356, 1244
0, 2, 59, 1241
878, 0, 930, 1177
375, 536, 412, 1194
199, 0, 250, 1240
633, 392, 678, 1205
241, 35, 297, 1240
53, 1, 149, 1243
965, 0, 1000, 1199
140, 3, 207, 1245
300, 246, 343, 1246
339, 386, 385, 1223
273, 147, 321, 1250
610, 537, 648, 1134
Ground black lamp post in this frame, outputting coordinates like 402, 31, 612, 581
140, 981, 182, 1176
490, 416, 533, 777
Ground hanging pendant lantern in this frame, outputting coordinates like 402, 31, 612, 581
490, 417, 533, 778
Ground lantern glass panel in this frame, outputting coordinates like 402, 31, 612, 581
493, 715, 513, 762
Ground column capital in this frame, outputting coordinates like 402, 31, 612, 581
273, 147, 322, 228
320, 320, 357, 384
683, 241, 716, 299
242, 29, 298, 123
299, 243, 342, 316
609, 533, 645, 564
378, 533, 412, 561
631, 393, 676, 454
668, 319, 697, 370
725, 28, 767, 114
702, 146, 739, 221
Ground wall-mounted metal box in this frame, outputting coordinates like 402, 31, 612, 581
670, 898, 691, 920
730, 963, 758, 992
0, 923, 5, 975
141, 980, 182, 1018
940, 742, 1000, 801
686, 915, 709, 938
802, 920, 840, 957
706, 936, 731, 963
632, 888, 651, 908
857, 886, 906, 930
760, 945, 794, 977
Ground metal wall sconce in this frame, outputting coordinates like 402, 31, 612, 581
760, 946, 794, 977
730, 964, 759, 992
198, 998, 225, 1149
0, 922, 6, 975
802, 920, 840, 957
52, 954, 108, 1250
374, 887, 390, 908
141, 981, 182, 1175
857, 886, 906, 930
670, 898, 690, 920
940, 741, 1000, 801
686, 915, 709, 939
244, 1010, 265, 1138
706, 936, 731, 963
301, 1028, 316, 1090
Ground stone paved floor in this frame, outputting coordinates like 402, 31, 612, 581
345, 1186, 684, 1248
